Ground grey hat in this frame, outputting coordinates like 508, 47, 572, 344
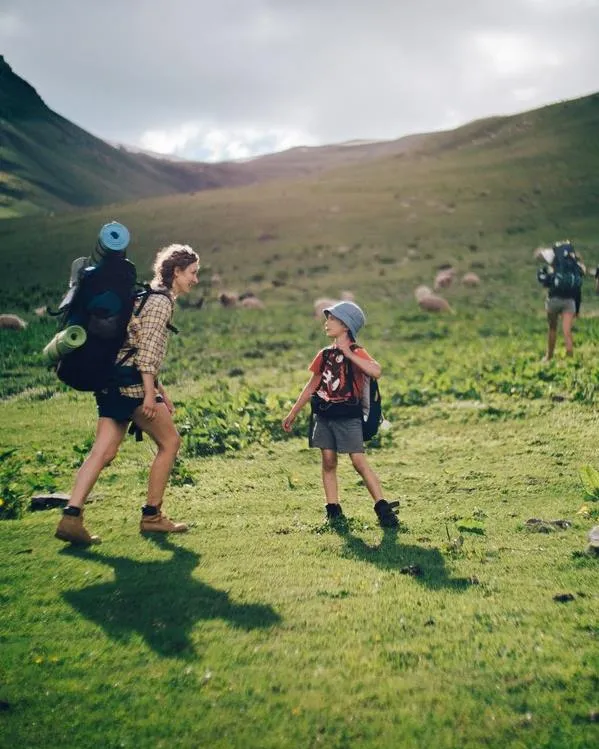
324, 301, 366, 339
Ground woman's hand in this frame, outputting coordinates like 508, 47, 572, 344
142, 395, 157, 420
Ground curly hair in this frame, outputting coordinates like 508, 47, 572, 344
151, 244, 199, 289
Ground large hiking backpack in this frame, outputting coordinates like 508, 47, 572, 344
550, 241, 583, 297
54, 252, 139, 392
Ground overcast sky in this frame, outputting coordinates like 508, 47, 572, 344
1, 0, 598, 162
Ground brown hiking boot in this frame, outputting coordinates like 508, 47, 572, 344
140, 511, 188, 534
55, 513, 101, 546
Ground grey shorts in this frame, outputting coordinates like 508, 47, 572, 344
545, 297, 576, 315
310, 415, 364, 453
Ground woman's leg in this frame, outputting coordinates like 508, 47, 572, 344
545, 312, 559, 361
349, 452, 383, 501
562, 310, 575, 356
132, 403, 186, 532
56, 418, 127, 545
321, 449, 339, 502
69, 418, 129, 508
132, 402, 181, 507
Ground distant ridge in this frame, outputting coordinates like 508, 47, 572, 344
0, 56, 256, 218
1, 55, 598, 221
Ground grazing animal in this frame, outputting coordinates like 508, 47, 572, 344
434, 268, 455, 291
0, 314, 27, 330
417, 294, 453, 314
219, 292, 239, 308
240, 296, 265, 309
462, 272, 481, 287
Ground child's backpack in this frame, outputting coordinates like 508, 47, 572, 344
550, 241, 583, 297
47, 222, 141, 392
362, 376, 383, 441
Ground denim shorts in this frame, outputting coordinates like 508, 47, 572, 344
95, 389, 163, 422
310, 415, 364, 453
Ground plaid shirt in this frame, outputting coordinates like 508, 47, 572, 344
117, 289, 174, 398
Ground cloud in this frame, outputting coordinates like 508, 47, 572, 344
1, 0, 598, 160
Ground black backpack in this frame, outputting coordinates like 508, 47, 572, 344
549, 241, 583, 298
362, 376, 382, 441
53, 253, 139, 392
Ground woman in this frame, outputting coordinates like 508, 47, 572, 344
55, 244, 199, 545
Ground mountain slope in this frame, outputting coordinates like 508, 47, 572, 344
0, 56, 258, 218
0, 89, 598, 312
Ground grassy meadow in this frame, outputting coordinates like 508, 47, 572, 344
1, 94, 599, 748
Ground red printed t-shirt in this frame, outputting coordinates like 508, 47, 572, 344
309, 345, 373, 403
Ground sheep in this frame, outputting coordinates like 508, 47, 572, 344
414, 285, 434, 303
417, 294, 453, 314
34, 306, 47, 317
240, 296, 265, 309
313, 298, 338, 318
0, 314, 27, 330
462, 272, 481, 287
433, 268, 455, 291
218, 292, 239, 308
210, 273, 222, 287
340, 290, 355, 302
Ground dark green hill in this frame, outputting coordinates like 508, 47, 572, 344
0, 56, 259, 218
0, 90, 598, 311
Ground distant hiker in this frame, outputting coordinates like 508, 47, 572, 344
55, 242, 199, 546
282, 301, 398, 528
536, 241, 585, 361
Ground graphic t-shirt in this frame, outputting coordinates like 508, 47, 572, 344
309, 345, 373, 403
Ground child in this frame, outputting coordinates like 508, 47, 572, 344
55, 243, 199, 546
282, 301, 398, 527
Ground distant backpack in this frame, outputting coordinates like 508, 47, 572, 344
53, 253, 139, 392
549, 241, 583, 298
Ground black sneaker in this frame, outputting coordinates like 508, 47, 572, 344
326, 503, 344, 520
374, 499, 399, 528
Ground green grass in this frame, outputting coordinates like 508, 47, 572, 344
1, 378, 598, 748
1, 90, 599, 747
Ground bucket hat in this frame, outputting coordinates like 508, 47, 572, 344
324, 301, 366, 339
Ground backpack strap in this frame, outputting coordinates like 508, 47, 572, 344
134, 284, 179, 334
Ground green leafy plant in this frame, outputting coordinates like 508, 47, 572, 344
579, 464, 599, 500
177, 384, 308, 458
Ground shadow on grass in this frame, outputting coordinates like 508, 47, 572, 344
332, 524, 472, 592
60, 536, 281, 658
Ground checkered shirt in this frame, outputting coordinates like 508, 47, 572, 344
117, 290, 174, 398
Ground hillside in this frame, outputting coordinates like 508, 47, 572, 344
0, 89, 598, 314
0, 56, 261, 219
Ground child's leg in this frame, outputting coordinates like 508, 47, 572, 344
349, 452, 383, 501
321, 448, 339, 502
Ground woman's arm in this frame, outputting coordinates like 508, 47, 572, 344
141, 372, 157, 420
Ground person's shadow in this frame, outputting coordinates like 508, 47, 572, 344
61, 536, 281, 658
331, 523, 472, 591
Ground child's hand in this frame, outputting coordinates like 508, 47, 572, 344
282, 413, 295, 432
